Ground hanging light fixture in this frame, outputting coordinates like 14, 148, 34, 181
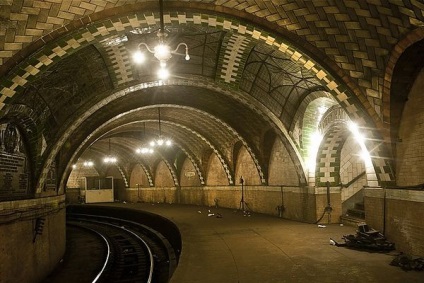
132, 0, 190, 79
136, 147, 154, 154
83, 160, 94, 167
136, 123, 155, 154
150, 107, 172, 147
103, 139, 117, 163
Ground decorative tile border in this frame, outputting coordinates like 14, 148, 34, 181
219, 33, 250, 83
0, 12, 396, 189
316, 129, 346, 186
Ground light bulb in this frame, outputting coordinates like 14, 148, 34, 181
84, 161, 93, 167
165, 140, 172, 146
154, 44, 171, 61
157, 67, 169, 80
104, 156, 117, 163
157, 139, 164, 146
185, 54, 190, 60
133, 51, 145, 64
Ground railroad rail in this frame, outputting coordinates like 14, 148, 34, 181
67, 210, 175, 283
68, 214, 154, 282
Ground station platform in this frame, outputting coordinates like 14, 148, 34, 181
109, 203, 423, 283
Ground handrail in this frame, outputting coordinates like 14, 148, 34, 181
340, 171, 366, 188
384, 183, 424, 190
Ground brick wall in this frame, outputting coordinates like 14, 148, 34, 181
365, 188, 424, 257
396, 69, 424, 186
206, 153, 229, 185
180, 158, 201, 187
235, 146, 261, 186
268, 138, 300, 186
117, 185, 342, 223
364, 188, 385, 231
129, 164, 150, 188
155, 161, 175, 187
0, 195, 66, 283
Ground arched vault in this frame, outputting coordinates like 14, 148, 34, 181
1, 2, 416, 194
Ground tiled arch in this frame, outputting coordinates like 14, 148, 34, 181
316, 128, 349, 187
316, 106, 382, 187
382, 28, 424, 126
153, 157, 179, 187
132, 161, 154, 188
116, 165, 129, 188
3, 12, 397, 189
1, 9, 380, 128
57, 106, 238, 193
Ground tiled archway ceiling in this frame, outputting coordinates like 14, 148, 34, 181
126, 26, 225, 80
8, 21, 322, 168
240, 44, 321, 129
86, 106, 239, 168
12, 45, 113, 142
2, 1, 422, 189
58, 86, 270, 179
390, 39, 424, 149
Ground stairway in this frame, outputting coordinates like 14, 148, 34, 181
341, 202, 365, 226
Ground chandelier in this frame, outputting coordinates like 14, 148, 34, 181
150, 107, 172, 147
132, 0, 190, 79
83, 160, 94, 167
136, 147, 154, 154
103, 139, 117, 163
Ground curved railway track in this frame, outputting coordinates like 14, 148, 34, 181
67, 212, 174, 283
43, 205, 180, 283
67, 217, 153, 283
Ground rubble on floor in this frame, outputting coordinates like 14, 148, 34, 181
330, 223, 395, 252
390, 253, 424, 271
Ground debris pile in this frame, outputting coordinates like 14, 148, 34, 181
331, 223, 395, 252
390, 253, 424, 271
197, 209, 223, 218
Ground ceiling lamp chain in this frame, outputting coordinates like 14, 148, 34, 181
150, 107, 172, 147
136, 122, 154, 154
104, 138, 117, 163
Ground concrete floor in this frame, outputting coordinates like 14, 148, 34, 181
110, 203, 423, 283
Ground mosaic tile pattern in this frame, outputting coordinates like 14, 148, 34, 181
317, 129, 346, 186
52, 77, 279, 193
0, 11, 373, 137
162, 159, 179, 187
0, 1, 423, 114
134, 162, 154, 188
102, 41, 133, 86
117, 165, 129, 188
0, 11, 401, 190
166, 120, 234, 186
317, 108, 356, 187
219, 33, 250, 83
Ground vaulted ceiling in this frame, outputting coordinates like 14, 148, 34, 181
0, 1, 423, 191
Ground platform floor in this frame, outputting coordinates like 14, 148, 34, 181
108, 203, 422, 283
